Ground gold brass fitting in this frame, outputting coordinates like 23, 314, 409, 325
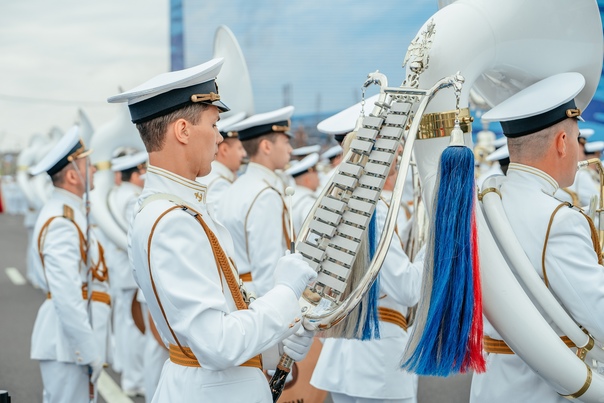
418, 108, 473, 139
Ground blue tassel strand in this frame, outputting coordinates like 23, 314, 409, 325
402, 145, 477, 376
356, 212, 381, 340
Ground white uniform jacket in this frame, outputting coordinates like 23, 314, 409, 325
197, 160, 234, 221
311, 198, 423, 400
129, 165, 302, 402
568, 166, 599, 208
106, 181, 141, 290
219, 162, 289, 297
291, 185, 317, 235
31, 188, 109, 366
471, 163, 604, 403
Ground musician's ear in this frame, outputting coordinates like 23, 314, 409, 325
258, 137, 273, 155
554, 129, 567, 158
172, 119, 190, 145
64, 165, 79, 185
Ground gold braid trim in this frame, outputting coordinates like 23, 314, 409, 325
542, 202, 603, 289
576, 210, 603, 265
542, 202, 572, 288
484, 335, 576, 354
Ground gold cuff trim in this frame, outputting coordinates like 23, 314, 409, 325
418, 108, 473, 139
191, 93, 220, 103
239, 272, 253, 282
559, 365, 592, 399
478, 187, 502, 202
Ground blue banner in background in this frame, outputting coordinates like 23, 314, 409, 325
584, 0, 604, 141
170, 0, 184, 72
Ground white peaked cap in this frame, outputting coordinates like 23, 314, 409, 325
493, 136, 507, 148
218, 111, 246, 138
318, 94, 380, 135
228, 106, 294, 141
111, 150, 148, 172
285, 153, 320, 177
29, 125, 91, 176
292, 144, 321, 156
482, 73, 585, 138
579, 128, 595, 140
107, 58, 229, 123
321, 145, 343, 160
584, 141, 604, 154
486, 144, 509, 162
218, 111, 246, 132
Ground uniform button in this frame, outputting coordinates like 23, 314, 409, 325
288, 323, 294, 328
75, 351, 80, 355
294, 317, 300, 323
77, 357, 82, 362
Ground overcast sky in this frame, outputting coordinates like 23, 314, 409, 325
184, 1, 437, 120
0, 1, 441, 152
2, 1, 601, 152
0, 0, 169, 151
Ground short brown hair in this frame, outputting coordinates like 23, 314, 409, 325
135, 103, 209, 152
242, 133, 279, 157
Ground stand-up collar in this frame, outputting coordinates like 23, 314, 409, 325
210, 161, 235, 182
507, 163, 559, 196
54, 187, 84, 211
246, 162, 284, 193
145, 165, 207, 207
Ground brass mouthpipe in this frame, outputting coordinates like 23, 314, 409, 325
577, 158, 604, 211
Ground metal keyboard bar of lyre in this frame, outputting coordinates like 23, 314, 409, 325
296, 97, 414, 303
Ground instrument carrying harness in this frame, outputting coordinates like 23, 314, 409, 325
141, 193, 262, 369
37, 204, 110, 305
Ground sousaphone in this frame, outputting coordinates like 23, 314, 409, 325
409, 0, 604, 399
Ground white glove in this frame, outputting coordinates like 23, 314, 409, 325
274, 252, 317, 299
89, 358, 104, 383
283, 326, 315, 362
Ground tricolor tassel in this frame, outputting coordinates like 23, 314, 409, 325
402, 122, 486, 376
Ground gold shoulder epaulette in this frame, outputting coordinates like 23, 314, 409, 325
63, 205, 75, 221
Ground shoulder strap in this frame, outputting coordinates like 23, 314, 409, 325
143, 194, 250, 360
560, 187, 580, 206
37, 205, 87, 290
244, 183, 294, 263
542, 202, 602, 288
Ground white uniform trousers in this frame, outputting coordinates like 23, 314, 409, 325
331, 393, 417, 403
114, 288, 145, 392
40, 359, 97, 403
141, 301, 168, 403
